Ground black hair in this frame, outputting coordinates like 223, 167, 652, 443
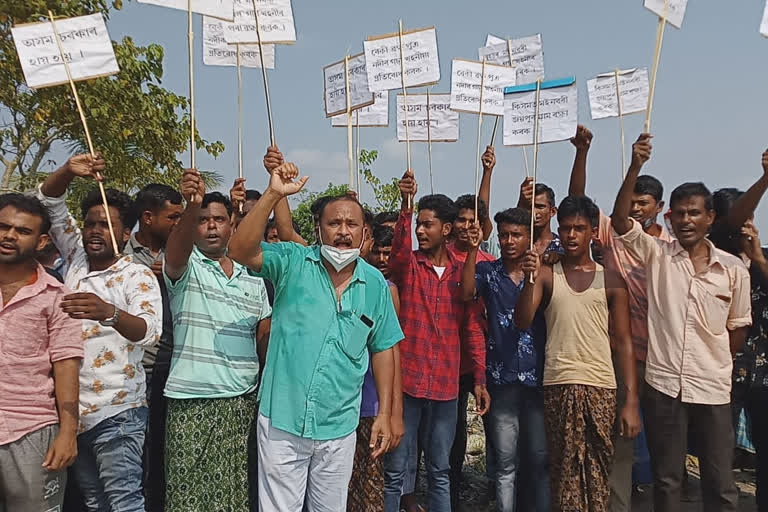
134, 184, 182, 219
493, 207, 531, 231
710, 188, 744, 255
372, 224, 394, 247
363, 207, 374, 228
311, 195, 333, 219
417, 194, 458, 224
264, 217, 277, 238
0, 193, 51, 233
534, 183, 556, 207
201, 191, 234, 217
669, 182, 713, 211
81, 187, 137, 230
634, 175, 664, 203
373, 211, 399, 226
316, 194, 365, 222
245, 189, 262, 202
712, 188, 742, 221
557, 195, 599, 228
454, 194, 488, 222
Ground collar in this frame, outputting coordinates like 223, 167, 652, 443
414, 245, 458, 270
1, 264, 63, 311
193, 245, 244, 277
670, 237, 723, 270
307, 245, 368, 284
84, 254, 136, 277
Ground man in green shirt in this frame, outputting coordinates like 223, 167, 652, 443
229, 161, 403, 512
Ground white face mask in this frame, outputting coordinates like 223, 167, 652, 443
318, 229, 365, 272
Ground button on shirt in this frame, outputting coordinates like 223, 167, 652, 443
475, 259, 546, 387
258, 242, 403, 440
0, 265, 83, 445
163, 247, 271, 399
616, 219, 752, 405
37, 187, 163, 432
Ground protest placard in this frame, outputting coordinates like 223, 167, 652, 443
644, 0, 687, 28
12, 13, 119, 89
363, 27, 440, 92
478, 34, 544, 85
202, 17, 275, 68
331, 91, 389, 127
450, 59, 516, 116
323, 53, 374, 118
485, 34, 504, 46
761, 0, 768, 37
503, 78, 577, 146
587, 68, 649, 119
137, 0, 234, 20
224, 0, 296, 44
396, 93, 457, 142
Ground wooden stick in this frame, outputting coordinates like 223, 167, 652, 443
615, 69, 627, 179
645, 0, 668, 133
529, 78, 542, 283
474, 58, 486, 221
236, 44, 244, 214
345, 55, 354, 190
398, 19, 412, 208
49, 10, 119, 257
506, 38, 516, 68
490, 116, 500, 147
426, 87, 434, 194
356, 111, 361, 196
252, 0, 275, 145
186, 0, 198, 205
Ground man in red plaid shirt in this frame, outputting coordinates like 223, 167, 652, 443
382, 170, 489, 512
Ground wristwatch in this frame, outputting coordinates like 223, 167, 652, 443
100, 306, 120, 327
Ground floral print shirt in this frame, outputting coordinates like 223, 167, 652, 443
733, 249, 768, 391
38, 186, 163, 432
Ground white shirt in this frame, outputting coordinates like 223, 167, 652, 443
38, 186, 163, 432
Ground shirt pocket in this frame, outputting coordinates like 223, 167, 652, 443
1, 310, 46, 358
697, 286, 731, 336
339, 317, 372, 362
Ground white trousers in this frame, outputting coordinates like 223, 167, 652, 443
257, 413, 356, 512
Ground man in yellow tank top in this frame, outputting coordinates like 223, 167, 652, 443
516, 195, 642, 512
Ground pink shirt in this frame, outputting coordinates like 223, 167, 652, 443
0, 265, 83, 445
616, 219, 752, 405
598, 213, 674, 361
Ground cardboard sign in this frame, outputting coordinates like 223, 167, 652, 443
363, 27, 440, 92
503, 78, 578, 146
12, 13, 120, 89
761, 0, 768, 37
137, 0, 234, 21
224, 0, 296, 44
397, 93, 458, 142
450, 59, 517, 116
202, 17, 275, 68
587, 68, 649, 120
478, 34, 545, 85
332, 91, 389, 127
323, 53, 374, 118
644, 0, 687, 28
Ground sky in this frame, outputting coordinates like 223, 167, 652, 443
103, 0, 768, 229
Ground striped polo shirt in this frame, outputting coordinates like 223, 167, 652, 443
163, 247, 271, 399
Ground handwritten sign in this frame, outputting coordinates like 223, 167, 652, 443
761, 0, 768, 37
11, 13, 119, 89
223, 0, 296, 44
478, 34, 545, 85
397, 94, 458, 142
587, 68, 649, 120
644, 0, 687, 28
332, 91, 389, 127
503, 78, 578, 146
202, 17, 274, 68
137, 0, 234, 21
323, 53, 374, 118
449, 59, 516, 116
485, 34, 504, 46
363, 27, 440, 92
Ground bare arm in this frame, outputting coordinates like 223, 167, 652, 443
460, 223, 483, 301
256, 318, 271, 369
729, 326, 749, 357
611, 134, 653, 235
568, 125, 592, 196
41, 154, 105, 198
478, 146, 495, 241
722, 150, 768, 231
165, 169, 205, 280
43, 358, 80, 471
370, 347, 395, 458
264, 146, 307, 245
514, 251, 549, 330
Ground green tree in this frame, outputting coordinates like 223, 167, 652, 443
0, 0, 223, 210
291, 182, 349, 244
359, 149, 401, 212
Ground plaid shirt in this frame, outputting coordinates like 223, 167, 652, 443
390, 210, 486, 401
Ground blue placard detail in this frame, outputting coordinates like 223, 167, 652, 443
504, 77, 576, 95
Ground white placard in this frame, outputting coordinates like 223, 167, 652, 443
137, 0, 234, 21
449, 59, 516, 116
478, 34, 545, 85
485, 34, 504, 46
644, 0, 687, 29
332, 92, 389, 127
11, 14, 119, 89
223, 0, 295, 44
202, 17, 274, 68
363, 27, 440, 92
503, 83, 578, 146
761, 0, 768, 37
587, 68, 649, 120
397, 94, 458, 142
323, 54, 374, 118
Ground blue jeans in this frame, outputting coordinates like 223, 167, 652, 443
72, 407, 148, 512
383, 394, 457, 512
489, 384, 550, 512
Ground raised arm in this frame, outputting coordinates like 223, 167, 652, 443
514, 250, 548, 330
389, 170, 417, 284
229, 163, 308, 271
721, 149, 768, 231
264, 146, 307, 245
611, 134, 653, 235
478, 146, 495, 240
164, 169, 206, 281
568, 125, 593, 196
460, 223, 482, 301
